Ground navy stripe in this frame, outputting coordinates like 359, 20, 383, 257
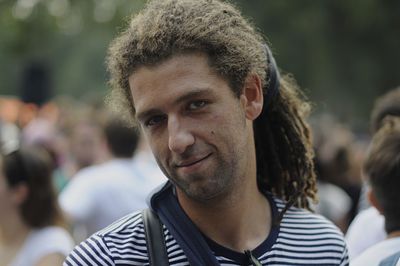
63, 257, 74, 266
67, 253, 82, 266
86, 237, 114, 265
73, 247, 93, 265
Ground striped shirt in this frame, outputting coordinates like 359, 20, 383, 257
64, 197, 349, 265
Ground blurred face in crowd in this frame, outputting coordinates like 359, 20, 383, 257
129, 53, 260, 202
70, 121, 104, 169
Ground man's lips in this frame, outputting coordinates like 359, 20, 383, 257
175, 153, 212, 168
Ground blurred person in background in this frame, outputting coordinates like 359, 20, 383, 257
0, 145, 74, 266
0, 119, 20, 156
346, 86, 400, 259
351, 117, 400, 265
0, 94, 78, 193
59, 115, 166, 241
21, 101, 70, 193
67, 116, 107, 175
44, 95, 108, 190
49, 95, 111, 179
310, 114, 361, 232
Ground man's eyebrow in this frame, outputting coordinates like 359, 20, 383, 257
136, 88, 215, 122
173, 88, 215, 105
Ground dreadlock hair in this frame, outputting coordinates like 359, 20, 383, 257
255, 56, 317, 215
106, 0, 317, 210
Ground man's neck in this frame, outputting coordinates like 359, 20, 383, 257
177, 181, 272, 253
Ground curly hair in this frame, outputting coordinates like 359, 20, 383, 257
106, 0, 317, 210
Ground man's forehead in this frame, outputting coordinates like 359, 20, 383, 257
131, 52, 211, 75
129, 53, 217, 103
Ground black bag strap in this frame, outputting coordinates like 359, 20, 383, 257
142, 208, 169, 266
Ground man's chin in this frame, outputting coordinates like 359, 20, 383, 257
180, 184, 228, 203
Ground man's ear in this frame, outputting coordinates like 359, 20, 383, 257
239, 74, 263, 121
367, 188, 384, 214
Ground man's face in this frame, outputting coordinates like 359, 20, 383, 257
129, 53, 253, 202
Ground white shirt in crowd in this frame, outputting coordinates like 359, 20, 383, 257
351, 237, 400, 266
10, 226, 74, 266
345, 206, 386, 260
59, 152, 166, 240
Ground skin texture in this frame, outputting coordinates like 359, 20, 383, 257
129, 52, 271, 251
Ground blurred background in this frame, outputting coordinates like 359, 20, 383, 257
1, 0, 399, 131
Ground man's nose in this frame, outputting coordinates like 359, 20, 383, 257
168, 117, 195, 154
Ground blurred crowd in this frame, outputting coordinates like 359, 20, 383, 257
0, 95, 167, 265
0, 85, 399, 265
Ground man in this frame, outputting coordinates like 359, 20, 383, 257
65, 0, 349, 265
351, 117, 400, 265
60, 116, 165, 240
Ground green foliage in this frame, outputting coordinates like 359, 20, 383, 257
235, 0, 400, 130
0, 0, 146, 98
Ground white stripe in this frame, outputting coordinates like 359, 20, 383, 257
74, 245, 99, 265
81, 241, 111, 266
276, 237, 346, 246
273, 242, 344, 252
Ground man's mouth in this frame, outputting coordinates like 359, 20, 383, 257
176, 153, 212, 168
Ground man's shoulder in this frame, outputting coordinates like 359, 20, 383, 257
64, 211, 148, 266
273, 196, 347, 245
269, 196, 349, 265
96, 210, 145, 238
274, 196, 343, 228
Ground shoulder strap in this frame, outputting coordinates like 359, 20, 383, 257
142, 208, 169, 266
151, 183, 220, 265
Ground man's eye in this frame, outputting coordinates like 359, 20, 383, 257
145, 115, 166, 127
188, 100, 207, 111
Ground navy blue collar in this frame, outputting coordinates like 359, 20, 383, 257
150, 182, 220, 265
149, 181, 279, 265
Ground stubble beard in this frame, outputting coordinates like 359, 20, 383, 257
159, 152, 240, 203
